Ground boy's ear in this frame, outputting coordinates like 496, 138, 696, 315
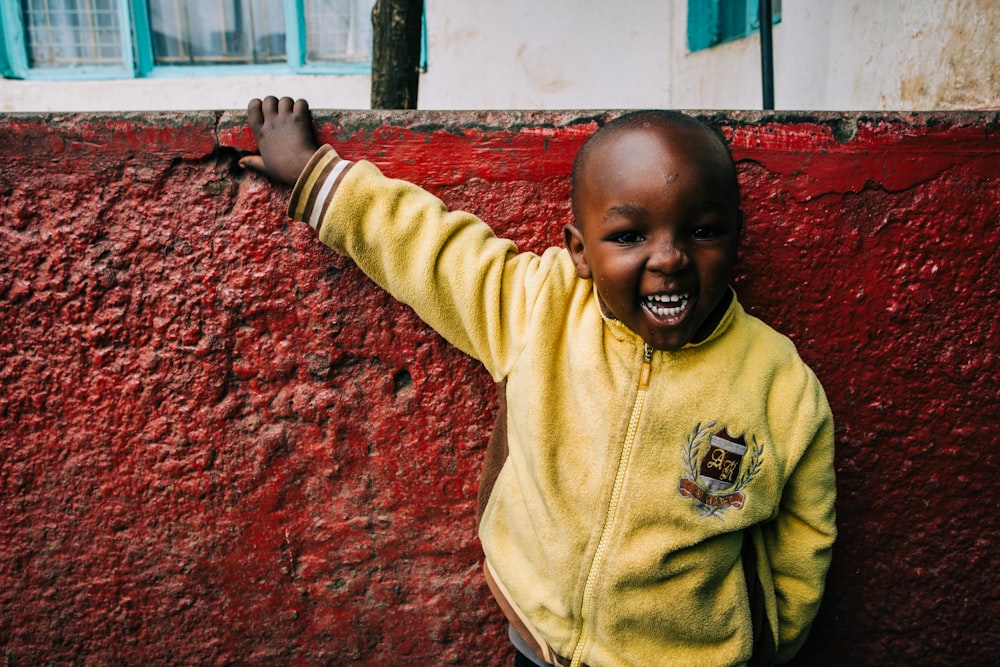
564, 223, 592, 279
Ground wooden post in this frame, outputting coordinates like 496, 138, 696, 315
370, 0, 423, 109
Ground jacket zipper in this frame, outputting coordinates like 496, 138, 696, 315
571, 344, 653, 667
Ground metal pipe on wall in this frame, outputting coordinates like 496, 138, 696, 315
759, 0, 774, 109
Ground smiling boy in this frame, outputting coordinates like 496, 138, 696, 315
565, 110, 740, 351
241, 97, 836, 667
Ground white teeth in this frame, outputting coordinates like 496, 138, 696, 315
644, 294, 689, 319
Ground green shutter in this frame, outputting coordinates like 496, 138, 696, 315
689, 0, 781, 52
0, 22, 9, 77
0, 0, 27, 78
687, 0, 720, 52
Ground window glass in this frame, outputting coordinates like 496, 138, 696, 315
304, 0, 374, 63
21, 0, 123, 67
148, 0, 285, 65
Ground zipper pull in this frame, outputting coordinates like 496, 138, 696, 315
639, 344, 653, 390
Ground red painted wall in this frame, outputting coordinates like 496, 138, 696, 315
1, 110, 997, 665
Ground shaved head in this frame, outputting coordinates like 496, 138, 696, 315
571, 111, 739, 222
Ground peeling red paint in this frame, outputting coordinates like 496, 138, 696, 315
2, 110, 999, 665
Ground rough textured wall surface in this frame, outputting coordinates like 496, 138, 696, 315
1, 110, 997, 666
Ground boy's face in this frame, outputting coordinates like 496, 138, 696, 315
566, 123, 741, 351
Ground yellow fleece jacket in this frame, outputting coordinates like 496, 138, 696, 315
287, 146, 837, 667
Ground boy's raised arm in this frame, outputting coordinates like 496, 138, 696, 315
240, 96, 320, 187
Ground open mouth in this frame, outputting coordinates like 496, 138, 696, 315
642, 293, 691, 322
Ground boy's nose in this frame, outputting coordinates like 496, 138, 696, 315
647, 240, 688, 273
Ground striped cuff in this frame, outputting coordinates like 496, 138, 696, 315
286, 144, 354, 231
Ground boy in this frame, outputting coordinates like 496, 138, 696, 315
240, 96, 836, 667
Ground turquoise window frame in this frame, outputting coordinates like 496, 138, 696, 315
0, 0, 136, 79
1, 0, 407, 80
687, 0, 781, 52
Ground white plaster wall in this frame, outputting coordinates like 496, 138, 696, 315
764, 0, 999, 110
0, 73, 372, 113
1, 0, 997, 112
418, 0, 676, 109
419, 0, 999, 111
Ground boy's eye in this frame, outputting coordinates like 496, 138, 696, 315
691, 226, 723, 240
611, 232, 645, 245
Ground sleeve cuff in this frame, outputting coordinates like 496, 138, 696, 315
286, 144, 354, 231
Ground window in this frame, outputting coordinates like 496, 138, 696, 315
147, 1, 289, 66
687, 0, 781, 52
0, 0, 377, 79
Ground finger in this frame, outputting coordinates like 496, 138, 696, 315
238, 155, 266, 173
278, 96, 295, 114
293, 98, 310, 114
247, 98, 264, 129
261, 95, 279, 117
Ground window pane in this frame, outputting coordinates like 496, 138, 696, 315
148, 0, 285, 65
21, 0, 124, 67
304, 0, 374, 63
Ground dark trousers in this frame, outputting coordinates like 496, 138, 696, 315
514, 648, 545, 667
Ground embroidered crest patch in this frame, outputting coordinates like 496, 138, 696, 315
679, 421, 763, 518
